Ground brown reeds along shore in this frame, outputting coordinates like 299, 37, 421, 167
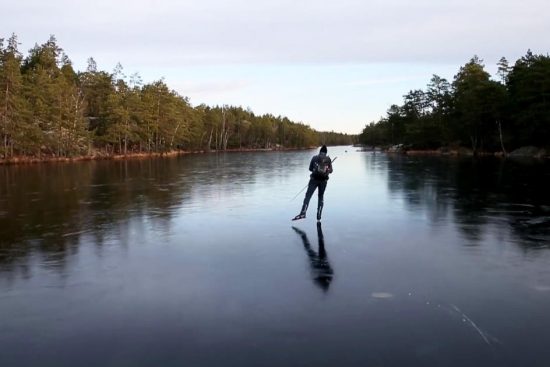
0, 146, 315, 166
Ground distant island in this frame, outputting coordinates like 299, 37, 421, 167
359, 52, 550, 158
0, 34, 354, 164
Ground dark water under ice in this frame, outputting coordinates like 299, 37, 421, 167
1, 146, 550, 366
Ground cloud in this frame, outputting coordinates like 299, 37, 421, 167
3, 0, 549, 68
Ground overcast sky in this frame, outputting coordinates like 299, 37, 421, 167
2, 0, 549, 133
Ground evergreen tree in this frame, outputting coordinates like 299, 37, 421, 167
79, 57, 116, 144
0, 34, 27, 157
1, 33, 353, 159
507, 51, 550, 147
21, 36, 67, 156
497, 57, 511, 84
57, 54, 89, 156
451, 56, 494, 153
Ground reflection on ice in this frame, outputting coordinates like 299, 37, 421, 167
292, 223, 334, 292
448, 304, 499, 347
531, 285, 550, 292
371, 292, 394, 299
1, 148, 550, 367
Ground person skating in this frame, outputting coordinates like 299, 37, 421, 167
292, 145, 333, 221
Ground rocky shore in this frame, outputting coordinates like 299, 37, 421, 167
358, 144, 548, 158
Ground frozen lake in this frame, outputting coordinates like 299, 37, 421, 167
1, 146, 550, 366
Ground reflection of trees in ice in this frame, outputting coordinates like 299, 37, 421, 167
379, 154, 550, 249
0, 151, 315, 279
0, 158, 194, 277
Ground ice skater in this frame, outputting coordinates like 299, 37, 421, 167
292, 145, 333, 221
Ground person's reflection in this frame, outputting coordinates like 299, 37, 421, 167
292, 222, 334, 292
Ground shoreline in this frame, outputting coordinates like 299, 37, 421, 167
0, 147, 315, 166
402, 149, 548, 159
359, 146, 549, 159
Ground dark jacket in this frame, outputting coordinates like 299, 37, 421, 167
309, 152, 333, 180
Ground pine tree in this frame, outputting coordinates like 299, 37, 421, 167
0, 34, 27, 157
451, 56, 493, 153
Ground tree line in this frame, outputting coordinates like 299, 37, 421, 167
0, 34, 354, 160
360, 52, 550, 155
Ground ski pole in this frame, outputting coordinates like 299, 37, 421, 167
290, 183, 309, 201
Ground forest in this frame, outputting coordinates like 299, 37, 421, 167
0, 34, 354, 161
360, 52, 550, 155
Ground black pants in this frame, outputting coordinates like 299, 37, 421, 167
302, 178, 327, 211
